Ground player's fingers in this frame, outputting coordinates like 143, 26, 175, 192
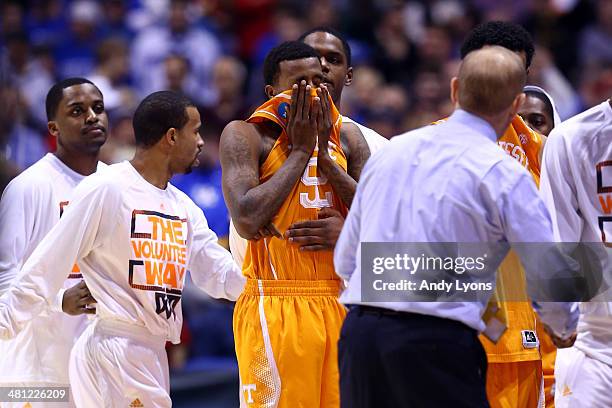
267, 223, 283, 238
258, 226, 271, 237
300, 244, 328, 251
82, 294, 96, 305
289, 83, 298, 122
298, 80, 307, 120
310, 97, 321, 126
82, 307, 96, 315
287, 227, 320, 238
294, 81, 304, 120
302, 83, 311, 119
289, 236, 322, 245
318, 207, 342, 219
287, 220, 325, 231
320, 85, 330, 123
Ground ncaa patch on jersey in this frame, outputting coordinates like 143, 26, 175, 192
278, 102, 289, 120
521, 330, 539, 349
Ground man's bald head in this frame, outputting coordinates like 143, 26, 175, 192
455, 46, 526, 117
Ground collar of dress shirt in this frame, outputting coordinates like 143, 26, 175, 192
447, 109, 498, 143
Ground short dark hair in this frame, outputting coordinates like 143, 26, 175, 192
525, 89, 554, 121
45, 78, 101, 121
132, 91, 195, 147
298, 26, 352, 66
460, 21, 535, 69
263, 41, 320, 86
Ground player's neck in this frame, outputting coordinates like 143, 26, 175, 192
130, 148, 172, 190
54, 149, 98, 176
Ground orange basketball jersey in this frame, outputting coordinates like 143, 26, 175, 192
242, 91, 348, 281
498, 115, 542, 185
481, 115, 543, 361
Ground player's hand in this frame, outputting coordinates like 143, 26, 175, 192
286, 80, 318, 155
250, 222, 283, 241
316, 84, 333, 156
62, 280, 96, 316
285, 208, 344, 251
542, 323, 577, 348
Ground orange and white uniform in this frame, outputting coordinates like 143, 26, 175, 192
233, 91, 347, 407
0, 161, 244, 407
480, 115, 551, 408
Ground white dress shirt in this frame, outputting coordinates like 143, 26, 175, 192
334, 109, 578, 337
0, 161, 245, 344
540, 100, 612, 365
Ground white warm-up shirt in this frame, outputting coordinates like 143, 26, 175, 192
0, 161, 245, 345
228, 116, 388, 267
0, 153, 104, 384
540, 100, 612, 365
335, 109, 579, 337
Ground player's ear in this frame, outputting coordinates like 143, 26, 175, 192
165, 128, 177, 145
47, 121, 59, 138
264, 85, 275, 100
450, 77, 459, 106
345, 66, 353, 87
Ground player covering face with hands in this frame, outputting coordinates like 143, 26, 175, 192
221, 41, 368, 407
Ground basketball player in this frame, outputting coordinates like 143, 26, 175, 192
540, 97, 612, 408
460, 21, 549, 408
229, 28, 388, 264
220, 41, 369, 406
0, 78, 105, 407
0, 91, 245, 407
518, 85, 564, 408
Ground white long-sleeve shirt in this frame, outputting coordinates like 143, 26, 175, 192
334, 109, 578, 337
0, 161, 245, 345
540, 100, 612, 365
0, 153, 104, 384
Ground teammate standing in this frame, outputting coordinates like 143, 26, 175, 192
221, 41, 369, 407
0, 91, 245, 407
460, 21, 549, 408
0, 78, 104, 407
540, 97, 612, 408
518, 84, 564, 408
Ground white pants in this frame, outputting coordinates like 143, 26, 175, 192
554, 347, 612, 408
68, 319, 171, 408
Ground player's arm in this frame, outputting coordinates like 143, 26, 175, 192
220, 81, 318, 239
0, 180, 96, 316
0, 179, 36, 295
187, 202, 245, 300
0, 178, 120, 339
316, 86, 370, 207
539, 129, 581, 241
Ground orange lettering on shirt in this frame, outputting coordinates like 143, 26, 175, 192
145, 260, 163, 286
172, 220, 184, 245
599, 195, 612, 214
163, 263, 178, 288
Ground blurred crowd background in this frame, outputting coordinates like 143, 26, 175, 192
1, 0, 611, 404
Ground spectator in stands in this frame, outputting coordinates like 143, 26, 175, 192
54, 0, 100, 78
88, 37, 135, 113
131, 0, 221, 105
